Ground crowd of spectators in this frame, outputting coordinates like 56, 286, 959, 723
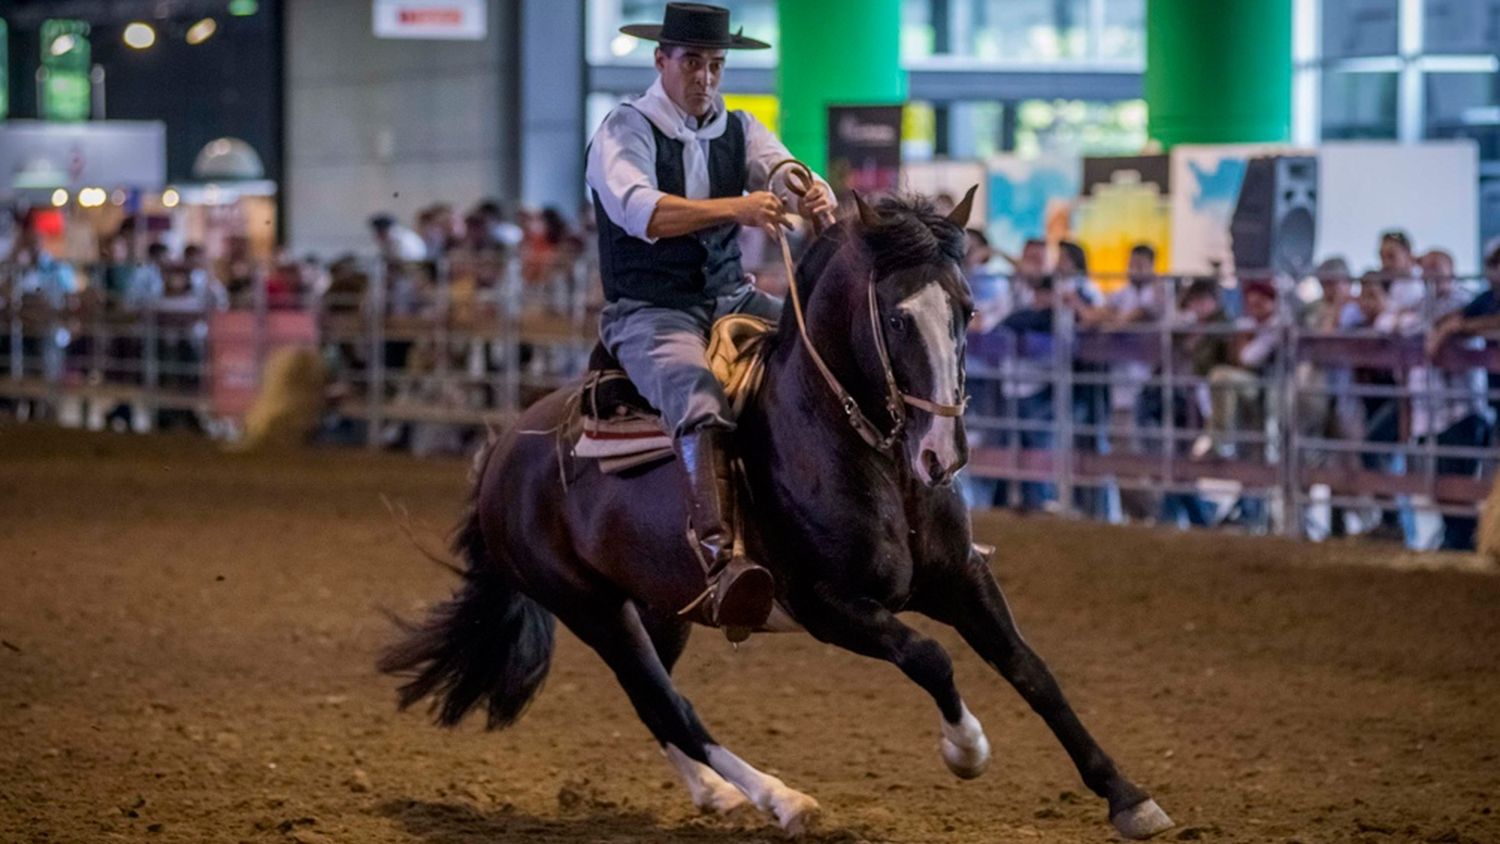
961, 226, 1500, 550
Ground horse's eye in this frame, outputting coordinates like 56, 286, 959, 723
888, 314, 907, 333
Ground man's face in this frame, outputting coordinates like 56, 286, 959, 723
655, 45, 725, 118
1245, 290, 1276, 322
1380, 239, 1413, 274
1318, 273, 1350, 302
1186, 294, 1218, 321
1421, 253, 1455, 296
1128, 252, 1154, 284
1019, 242, 1046, 276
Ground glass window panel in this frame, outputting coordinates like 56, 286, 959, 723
1423, 0, 1500, 54
1014, 98, 1147, 157
1425, 73, 1500, 163
1320, 71, 1398, 139
587, 0, 777, 66
958, 0, 1090, 61
902, 100, 937, 161
902, 0, 936, 60
1321, 0, 1399, 58
1099, 0, 1145, 62
948, 101, 1005, 159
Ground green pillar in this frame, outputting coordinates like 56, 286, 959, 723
776, 0, 905, 175
1145, 0, 1291, 147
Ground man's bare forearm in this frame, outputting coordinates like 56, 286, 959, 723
646, 196, 739, 239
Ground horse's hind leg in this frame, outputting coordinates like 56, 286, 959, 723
563, 599, 817, 834
913, 552, 1174, 840
637, 608, 750, 816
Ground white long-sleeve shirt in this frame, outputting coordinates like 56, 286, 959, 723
586, 80, 830, 244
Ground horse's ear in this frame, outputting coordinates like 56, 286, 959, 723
947, 184, 978, 228
853, 191, 881, 230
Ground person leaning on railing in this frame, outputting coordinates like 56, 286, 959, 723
1191, 278, 1278, 461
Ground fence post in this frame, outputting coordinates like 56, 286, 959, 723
366, 259, 387, 449
1161, 276, 1178, 504
1053, 301, 1075, 517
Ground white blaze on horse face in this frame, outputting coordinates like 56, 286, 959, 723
898, 281, 963, 482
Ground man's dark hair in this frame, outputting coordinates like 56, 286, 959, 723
1380, 229, 1412, 252
146, 242, 169, 260
965, 228, 990, 248
368, 213, 396, 231
1058, 240, 1087, 275
1130, 243, 1156, 262
183, 244, 203, 260
1022, 237, 1045, 250
475, 199, 505, 219
1182, 278, 1220, 305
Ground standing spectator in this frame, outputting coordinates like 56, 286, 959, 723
1194, 279, 1279, 459
183, 244, 230, 312
368, 213, 428, 264
998, 275, 1060, 511
965, 229, 1013, 333
1374, 230, 1425, 333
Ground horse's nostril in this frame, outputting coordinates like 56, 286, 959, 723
922, 449, 945, 483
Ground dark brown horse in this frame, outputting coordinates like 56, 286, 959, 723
380, 194, 1175, 839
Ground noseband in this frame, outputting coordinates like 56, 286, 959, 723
770, 160, 968, 453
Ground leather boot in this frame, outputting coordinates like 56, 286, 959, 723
676, 428, 774, 636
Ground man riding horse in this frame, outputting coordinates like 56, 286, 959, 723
586, 2, 837, 636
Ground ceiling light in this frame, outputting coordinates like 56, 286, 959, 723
78, 187, 108, 208
51, 189, 69, 207
186, 18, 217, 45
161, 188, 181, 208
111, 189, 128, 206
123, 22, 156, 49
50, 34, 77, 56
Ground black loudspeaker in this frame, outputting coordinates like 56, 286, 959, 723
1230, 155, 1318, 278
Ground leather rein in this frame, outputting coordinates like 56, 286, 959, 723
767, 159, 967, 454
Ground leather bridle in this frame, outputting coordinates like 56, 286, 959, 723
768, 159, 968, 454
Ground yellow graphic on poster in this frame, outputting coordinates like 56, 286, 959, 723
1073, 170, 1170, 292
724, 94, 778, 133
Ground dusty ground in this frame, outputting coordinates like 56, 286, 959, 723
1, 426, 1498, 844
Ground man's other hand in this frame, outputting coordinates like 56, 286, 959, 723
732, 192, 788, 233
798, 183, 837, 230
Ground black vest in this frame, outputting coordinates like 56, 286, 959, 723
593, 107, 748, 308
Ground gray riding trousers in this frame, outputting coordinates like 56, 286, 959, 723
599, 282, 783, 437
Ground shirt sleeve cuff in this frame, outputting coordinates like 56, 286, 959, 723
622, 187, 667, 243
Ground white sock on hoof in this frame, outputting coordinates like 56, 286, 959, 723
704, 745, 820, 835
1112, 798, 1174, 840
663, 744, 749, 814
939, 702, 991, 779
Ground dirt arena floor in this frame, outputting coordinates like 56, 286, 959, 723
2, 427, 1498, 844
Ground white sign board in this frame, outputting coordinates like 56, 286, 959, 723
1317, 141, 1480, 275
0, 120, 166, 194
373, 0, 486, 40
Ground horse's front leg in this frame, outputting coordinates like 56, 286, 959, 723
913, 549, 1174, 840
793, 587, 991, 779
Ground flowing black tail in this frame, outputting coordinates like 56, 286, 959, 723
378, 507, 555, 729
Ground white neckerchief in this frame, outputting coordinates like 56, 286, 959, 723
628, 77, 728, 200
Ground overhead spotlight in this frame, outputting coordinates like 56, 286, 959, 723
50, 34, 77, 56
123, 22, 156, 49
186, 18, 217, 45
111, 189, 128, 206
161, 188, 181, 208
228, 0, 258, 16
51, 189, 70, 207
78, 187, 108, 208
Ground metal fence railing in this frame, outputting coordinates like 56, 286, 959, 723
3, 259, 1496, 547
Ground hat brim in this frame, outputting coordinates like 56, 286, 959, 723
618, 24, 771, 50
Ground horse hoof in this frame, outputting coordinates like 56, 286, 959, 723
695, 782, 751, 816
772, 792, 821, 838
940, 734, 990, 779
1111, 798, 1174, 840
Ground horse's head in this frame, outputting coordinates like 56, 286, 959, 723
840, 187, 978, 485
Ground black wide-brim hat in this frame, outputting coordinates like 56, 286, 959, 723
619, 2, 771, 50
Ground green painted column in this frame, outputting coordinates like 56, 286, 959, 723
776, 0, 906, 175
1145, 0, 1292, 147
